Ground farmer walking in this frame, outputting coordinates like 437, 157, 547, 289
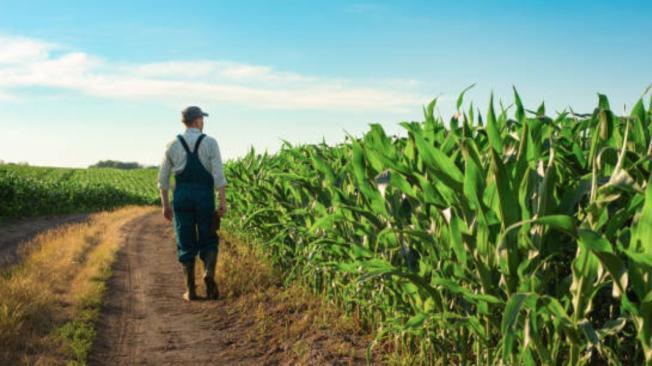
158, 106, 227, 301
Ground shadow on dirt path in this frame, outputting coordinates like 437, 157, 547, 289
0, 214, 90, 267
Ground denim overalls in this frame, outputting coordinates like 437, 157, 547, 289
172, 134, 218, 263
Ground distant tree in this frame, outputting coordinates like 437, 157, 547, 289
90, 160, 143, 170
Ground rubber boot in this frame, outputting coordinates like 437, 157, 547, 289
202, 250, 219, 300
182, 260, 197, 301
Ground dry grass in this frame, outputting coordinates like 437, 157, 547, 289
214, 231, 281, 297
210, 231, 378, 365
0, 206, 153, 365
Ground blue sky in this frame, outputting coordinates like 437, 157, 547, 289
0, 0, 650, 167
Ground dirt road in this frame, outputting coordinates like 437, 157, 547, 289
0, 214, 89, 267
90, 212, 371, 365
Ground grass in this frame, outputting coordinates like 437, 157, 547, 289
214, 230, 379, 365
0, 206, 153, 365
214, 231, 280, 297
218, 229, 424, 365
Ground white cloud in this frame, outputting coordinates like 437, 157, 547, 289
0, 34, 427, 111
217, 63, 273, 80
0, 35, 54, 64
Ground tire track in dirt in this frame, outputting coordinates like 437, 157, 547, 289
89, 213, 270, 365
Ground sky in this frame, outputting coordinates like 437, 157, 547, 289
0, 0, 650, 167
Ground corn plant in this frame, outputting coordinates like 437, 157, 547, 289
224, 89, 652, 365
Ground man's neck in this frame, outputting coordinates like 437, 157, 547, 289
186, 127, 202, 133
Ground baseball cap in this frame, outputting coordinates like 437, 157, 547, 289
182, 106, 209, 123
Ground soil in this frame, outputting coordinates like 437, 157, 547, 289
0, 214, 89, 267
90, 212, 373, 366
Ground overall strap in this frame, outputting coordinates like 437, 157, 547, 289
177, 135, 191, 154
193, 134, 207, 154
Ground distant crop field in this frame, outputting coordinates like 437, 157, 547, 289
0, 165, 159, 219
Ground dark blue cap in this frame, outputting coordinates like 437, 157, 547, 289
182, 106, 209, 123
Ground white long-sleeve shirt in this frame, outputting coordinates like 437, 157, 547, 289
158, 128, 227, 190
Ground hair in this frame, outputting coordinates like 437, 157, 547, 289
182, 116, 199, 126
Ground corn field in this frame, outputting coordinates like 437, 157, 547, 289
0, 165, 159, 220
225, 90, 652, 365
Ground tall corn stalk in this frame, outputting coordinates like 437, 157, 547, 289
224, 90, 652, 365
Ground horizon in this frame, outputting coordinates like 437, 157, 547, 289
1, 86, 650, 169
1, 0, 651, 168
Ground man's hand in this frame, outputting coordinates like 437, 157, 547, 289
163, 204, 173, 221
217, 203, 227, 218
217, 185, 227, 218
160, 189, 172, 221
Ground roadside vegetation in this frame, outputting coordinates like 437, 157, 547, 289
215, 231, 377, 364
0, 206, 152, 365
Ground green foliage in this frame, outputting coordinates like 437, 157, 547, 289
224, 91, 652, 365
88, 160, 144, 169
0, 165, 159, 219
58, 316, 95, 366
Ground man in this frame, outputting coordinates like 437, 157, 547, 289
158, 106, 227, 301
